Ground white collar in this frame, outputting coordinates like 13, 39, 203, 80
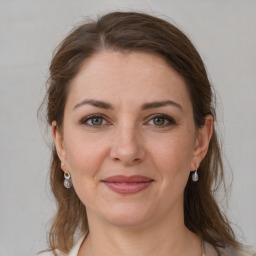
67, 235, 86, 256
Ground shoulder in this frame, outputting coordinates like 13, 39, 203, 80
239, 246, 256, 256
36, 235, 86, 256
37, 250, 67, 256
204, 242, 256, 256
222, 245, 256, 256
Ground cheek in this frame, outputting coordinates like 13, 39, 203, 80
149, 132, 195, 181
142, 132, 195, 213
64, 131, 109, 180
63, 133, 109, 205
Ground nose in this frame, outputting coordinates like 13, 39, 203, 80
110, 123, 145, 166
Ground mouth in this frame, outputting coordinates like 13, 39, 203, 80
101, 175, 154, 194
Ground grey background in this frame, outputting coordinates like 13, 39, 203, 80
0, 0, 255, 255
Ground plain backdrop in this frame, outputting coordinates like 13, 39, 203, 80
0, 0, 255, 255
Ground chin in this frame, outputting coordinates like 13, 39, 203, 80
99, 204, 153, 228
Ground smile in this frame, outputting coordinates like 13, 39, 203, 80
102, 175, 154, 194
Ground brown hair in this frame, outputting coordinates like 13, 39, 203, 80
44, 11, 241, 254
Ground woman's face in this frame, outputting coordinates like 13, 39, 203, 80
53, 51, 212, 228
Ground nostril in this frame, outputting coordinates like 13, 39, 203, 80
113, 156, 141, 163
109, 135, 146, 164
111, 150, 144, 165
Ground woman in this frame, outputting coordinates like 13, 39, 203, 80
40, 11, 255, 256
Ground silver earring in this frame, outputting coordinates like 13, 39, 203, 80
64, 171, 72, 188
192, 169, 199, 182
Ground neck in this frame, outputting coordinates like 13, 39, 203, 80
79, 212, 201, 256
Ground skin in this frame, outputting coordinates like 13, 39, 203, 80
52, 51, 213, 256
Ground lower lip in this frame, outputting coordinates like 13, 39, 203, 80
103, 182, 152, 194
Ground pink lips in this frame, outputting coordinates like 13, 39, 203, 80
102, 175, 154, 194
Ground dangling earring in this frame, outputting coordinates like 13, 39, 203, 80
64, 171, 72, 188
192, 169, 199, 182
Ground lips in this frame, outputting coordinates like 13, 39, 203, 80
102, 175, 154, 194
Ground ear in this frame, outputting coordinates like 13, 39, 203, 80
52, 121, 67, 170
190, 115, 213, 170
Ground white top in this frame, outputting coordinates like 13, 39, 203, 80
38, 235, 256, 256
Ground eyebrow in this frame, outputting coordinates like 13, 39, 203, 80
141, 100, 183, 111
73, 99, 182, 111
73, 99, 113, 110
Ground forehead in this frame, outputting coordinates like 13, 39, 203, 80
67, 50, 192, 110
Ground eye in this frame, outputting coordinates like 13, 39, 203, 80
80, 114, 108, 127
148, 114, 176, 127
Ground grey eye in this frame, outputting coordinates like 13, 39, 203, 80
81, 115, 108, 126
89, 117, 104, 126
147, 114, 176, 127
153, 117, 166, 126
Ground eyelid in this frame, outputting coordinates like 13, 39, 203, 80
79, 113, 176, 127
146, 113, 177, 126
79, 114, 109, 126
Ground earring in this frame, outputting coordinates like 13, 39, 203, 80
192, 169, 199, 182
64, 171, 72, 188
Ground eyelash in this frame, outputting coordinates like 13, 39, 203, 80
79, 113, 177, 128
147, 114, 177, 127
80, 114, 108, 127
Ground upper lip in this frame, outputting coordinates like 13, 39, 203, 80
102, 175, 154, 183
